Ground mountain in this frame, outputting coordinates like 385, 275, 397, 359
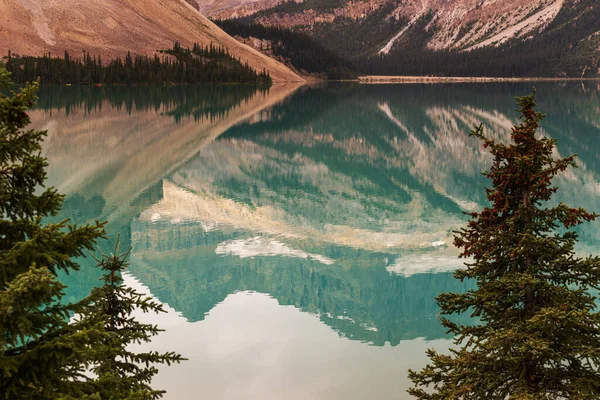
204, 0, 600, 77
0, 0, 302, 82
208, 0, 565, 52
214, 19, 358, 79
195, 0, 282, 19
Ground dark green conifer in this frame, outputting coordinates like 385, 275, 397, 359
79, 241, 185, 400
0, 63, 183, 399
409, 93, 600, 399
0, 65, 106, 398
5, 42, 272, 85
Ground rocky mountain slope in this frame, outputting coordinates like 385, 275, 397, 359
209, 0, 565, 50
0, 0, 302, 82
204, 0, 600, 76
193, 0, 282, 19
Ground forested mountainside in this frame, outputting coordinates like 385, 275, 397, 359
6, 43, 272, 85
3, 0, 595, 80
0, 0, 301, 82
215, 19, 356, 79
205, 0, 600, 77
360, 0, 600, 77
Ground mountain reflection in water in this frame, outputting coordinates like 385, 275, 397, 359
34, 82, 600, 399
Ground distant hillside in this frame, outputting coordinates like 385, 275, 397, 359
214, 19, 356, 79
6, 42, 273, 85
0, 0, 302, 82
359, 0, 600, 77
201, 0, 568, 51
195, 0, 282, 19
203, 0, 600, 77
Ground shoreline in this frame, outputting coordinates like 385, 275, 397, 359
358, 76, 600, 84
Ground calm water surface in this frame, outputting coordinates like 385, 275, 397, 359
33, 82, 600, 399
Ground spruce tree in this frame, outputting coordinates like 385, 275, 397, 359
0, 64, 183, 399
409, 93, 600, 399
79, 241, 184, 400
0, 65, 107, 398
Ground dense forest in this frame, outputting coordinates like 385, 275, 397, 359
4, 42, 271, 85
308, 3, 412, 60
358, 0, 600, 77
244, 0, 600, 78
3, 2, 598, 83
214, 19, 356, 80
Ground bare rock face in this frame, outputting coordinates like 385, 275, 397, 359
0, 0, 302, 82
195, 0, 282, 19
202, 0, 566, 51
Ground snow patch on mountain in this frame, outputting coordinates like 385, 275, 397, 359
379, 1, 428, 54
467, 0, 564, 50
211, 0, 568, 54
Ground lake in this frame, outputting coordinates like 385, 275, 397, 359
33, 81, 600, 399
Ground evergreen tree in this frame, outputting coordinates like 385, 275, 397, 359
4, 42, 272, 86
0, 66, 107, 398
0, 63, 183, 399
214, 18, 357, 80
409, 93, 600, 399
78, 241, 184, 400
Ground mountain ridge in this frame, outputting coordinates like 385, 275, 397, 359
206, 0, 600, 77
0, 0, 303, 82
202, 0, 567, 51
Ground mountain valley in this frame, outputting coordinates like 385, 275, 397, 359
0, 0, 302, 81
205, 0, 600, 77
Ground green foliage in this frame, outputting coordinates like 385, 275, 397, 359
0, 62, 183, 399
77, 241, 184, 400
215, 19, 357, 79
248, 0, 600, 77
0, 63, 107, 399
409, 93, 600, 398
358, 0, 600, 77
311, 4, 413, 60
0, 65, 11, 88
247, 2, 410, 62
4, 42, 271, 85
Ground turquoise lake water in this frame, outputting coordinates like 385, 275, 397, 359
33, 82, 600, 399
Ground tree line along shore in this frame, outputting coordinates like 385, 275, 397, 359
4, 42, 272, 86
